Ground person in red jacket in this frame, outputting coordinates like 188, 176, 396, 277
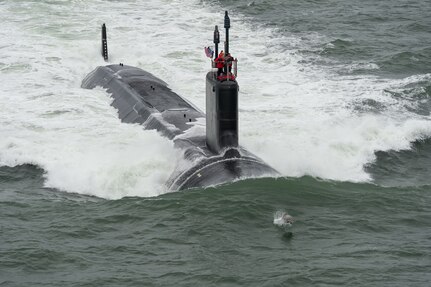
225, 52, 233, 73
214, 50, 225, 76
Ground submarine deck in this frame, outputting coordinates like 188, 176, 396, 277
82, 64, 204, 138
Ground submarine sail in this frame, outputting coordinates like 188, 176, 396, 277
82, 12, 278, 191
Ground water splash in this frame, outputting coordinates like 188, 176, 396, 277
273, 211, 295, 227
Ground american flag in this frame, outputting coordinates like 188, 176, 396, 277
204, 46, 214, 58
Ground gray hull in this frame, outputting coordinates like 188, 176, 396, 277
82, 64, 277, 190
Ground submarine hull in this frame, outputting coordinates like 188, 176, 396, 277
82, 64, 278, 191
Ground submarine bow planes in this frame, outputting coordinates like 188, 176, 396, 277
82, 12, 278, 191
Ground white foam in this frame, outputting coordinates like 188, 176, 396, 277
1, 0, 430, 198
0, 86, 178, 199
174, 117, 206, 140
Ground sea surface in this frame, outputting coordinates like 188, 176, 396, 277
1, 0, 431, 286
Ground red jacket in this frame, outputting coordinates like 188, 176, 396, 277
215, 56, 224, 69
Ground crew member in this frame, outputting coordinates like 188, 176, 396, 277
214, 50, 225, 76
225, 52, 234, 74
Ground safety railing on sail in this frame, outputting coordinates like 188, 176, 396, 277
225, 58, 237, 81
210, 58, 238, 80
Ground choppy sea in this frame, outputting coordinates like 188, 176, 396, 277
1, 0, 430, 286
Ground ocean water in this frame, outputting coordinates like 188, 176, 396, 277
1, 0, 430, 286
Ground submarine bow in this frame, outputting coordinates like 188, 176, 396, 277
82, 12, 278, 191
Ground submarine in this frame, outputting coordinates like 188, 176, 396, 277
82, 12, 278, 191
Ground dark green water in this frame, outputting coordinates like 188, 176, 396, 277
1, 0, 431, 286
217, 0, 431, 78
1, 165, 430, 286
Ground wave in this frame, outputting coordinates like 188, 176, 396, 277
377, 48, 431, 76
366, 138, 431, 187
